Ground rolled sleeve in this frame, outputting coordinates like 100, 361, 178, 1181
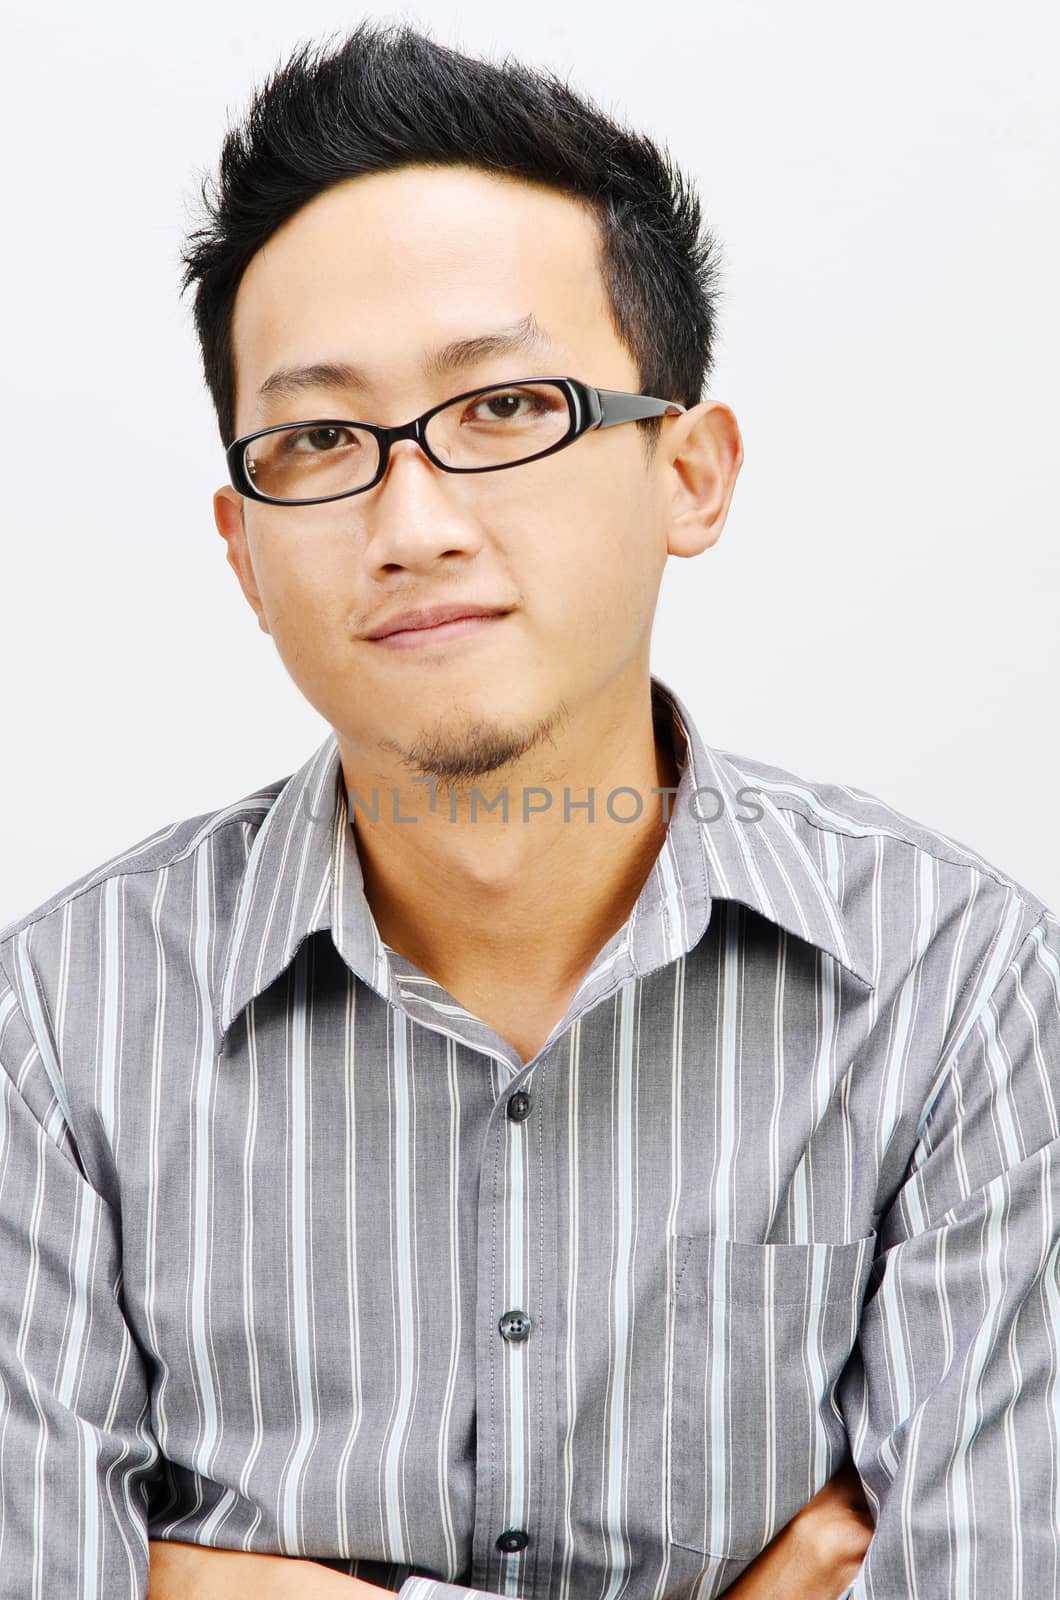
837, 908, 1060, 1596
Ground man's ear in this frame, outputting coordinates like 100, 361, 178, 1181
213, 486, 271, 635
662, 399, 744, 558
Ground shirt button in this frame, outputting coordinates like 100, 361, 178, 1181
507, 1090, 533, 1122
496, 1528, 530, 1554
498, 1309, 532, 1342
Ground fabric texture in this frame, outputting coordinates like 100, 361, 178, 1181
1, 672, 1058, 1599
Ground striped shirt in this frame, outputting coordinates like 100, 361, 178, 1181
1, 672, 1058, 1600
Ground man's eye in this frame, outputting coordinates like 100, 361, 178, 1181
286, 426, 360, 452
467, 392, 545, 423
481, 394, 524, 420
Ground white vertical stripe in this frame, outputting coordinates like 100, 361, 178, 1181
383, 1010, 415, 1562
279, 949, 317, 1550
600, 981, 636, 1600
558, 1030, 581, 1600
336, 973, 364, 1553
188, 844, 221, 1476
436, 1041, 463, 1579
708, 909, 740, 1554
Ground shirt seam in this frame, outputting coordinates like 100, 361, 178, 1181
769, 797, 1045, 913
0, 797, 278, 946
0, 945, 99, 1192
918, 906, 1052, 1148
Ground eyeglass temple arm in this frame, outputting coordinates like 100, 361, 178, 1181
591, 388, 687, 429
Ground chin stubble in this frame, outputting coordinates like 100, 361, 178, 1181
378, 699, 571, 792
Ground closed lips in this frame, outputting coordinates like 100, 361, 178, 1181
366, 604, 510, 638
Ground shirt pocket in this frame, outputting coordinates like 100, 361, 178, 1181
668, 1232, 876, 1560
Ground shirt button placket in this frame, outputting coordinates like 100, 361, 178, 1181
490, 1080, 534, 1580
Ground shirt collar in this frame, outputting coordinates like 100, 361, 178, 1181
214, 674, 875, 1053
648, 674, 876, 991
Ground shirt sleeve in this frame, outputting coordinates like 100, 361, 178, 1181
397, 1582, 528, 1600
0, 959, 159, 1596
836, 906, 1060, 1597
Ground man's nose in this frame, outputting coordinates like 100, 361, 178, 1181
361, 438, 486, 571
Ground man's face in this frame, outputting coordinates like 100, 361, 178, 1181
215, 163, 706, 785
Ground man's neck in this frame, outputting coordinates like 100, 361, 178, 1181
339, 684, 683, 1006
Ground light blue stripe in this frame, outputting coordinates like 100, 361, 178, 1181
951, 1178, 1008, 1593
898, 1405, 925, 1597
879, 851, 936, 1163
981, 996, 1025, 1167
55, 1182, 93, 1410
75, 1416, 100, 1600
805, 1246, 828, 1484
917, 893, 1026, 1138
878, 1243, 914, 1423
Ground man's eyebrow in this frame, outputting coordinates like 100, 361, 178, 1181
254, 313, 554, 413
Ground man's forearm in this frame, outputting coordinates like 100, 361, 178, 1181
147, 1539, 396, 1599
146, 1463, 871, 1600
722, 1464, 872, 1598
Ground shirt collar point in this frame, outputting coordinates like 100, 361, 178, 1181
216, 729, 344, 1046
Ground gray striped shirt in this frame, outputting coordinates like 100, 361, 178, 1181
1, 674, 1058, 1599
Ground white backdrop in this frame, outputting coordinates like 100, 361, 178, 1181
2, 0, 1057, 925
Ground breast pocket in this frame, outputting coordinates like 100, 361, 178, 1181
668, 1232, 876, 1560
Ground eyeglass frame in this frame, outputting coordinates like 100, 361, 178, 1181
224, 376, 687, 506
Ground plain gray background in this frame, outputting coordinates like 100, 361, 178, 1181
2, 0, 1058, 925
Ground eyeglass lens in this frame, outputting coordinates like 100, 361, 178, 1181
243, 380, 574, 502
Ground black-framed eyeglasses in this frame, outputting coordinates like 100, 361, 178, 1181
225, 376, 686, 506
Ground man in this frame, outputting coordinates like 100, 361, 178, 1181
1, 20, 1057, 1600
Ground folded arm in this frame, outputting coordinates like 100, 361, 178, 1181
147, 1466, 872, 1599
835, 909, 1060, 1596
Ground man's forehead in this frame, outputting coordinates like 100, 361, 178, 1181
228, 169, 619, 430
234, 165, 603, 316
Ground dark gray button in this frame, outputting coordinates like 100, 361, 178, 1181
507, 1090, 533, 1122
498, 1309, 532, 1343
496, 1528, 530, 1554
